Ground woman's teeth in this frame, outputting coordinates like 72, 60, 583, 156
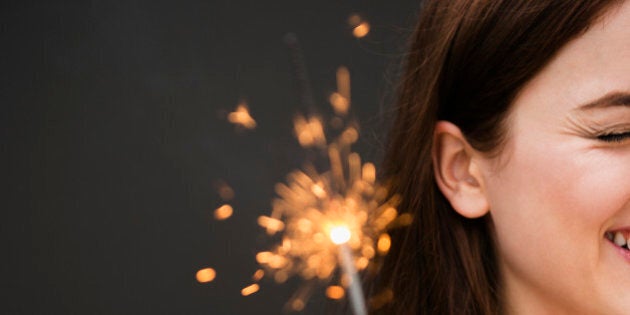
606, 231, 629, 250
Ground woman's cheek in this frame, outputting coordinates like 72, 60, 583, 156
563, 148, 630, 223
486, 140, 595, 257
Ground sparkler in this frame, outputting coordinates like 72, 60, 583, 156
249, 65, 400, 314
204, 25, 407, 313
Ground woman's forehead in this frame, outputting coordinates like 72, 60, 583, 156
512, 1, 630, 119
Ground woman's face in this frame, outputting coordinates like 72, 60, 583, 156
480, 2, 630, 314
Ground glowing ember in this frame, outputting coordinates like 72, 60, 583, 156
352, 22, 370, 38
291, 299, 305, 311
257, 216, 285, 234
294, 115, 326, 148
377, 233, 391, 254
214, 204, 233, 220
355, 256, 369, 270
362, 163, 376, 184
228, 103, 257, 129
252, 269, 265, 281
348, 14, 370, 39
196, 268, 216, 283
336, 66, 350, 100
326, 285, 345, 300
329, 92, 350, 115
329, 66, 351, 115
241, 284, 260, 296
255, 251, 273, 264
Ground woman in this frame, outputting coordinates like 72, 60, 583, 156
372, 0, 630, 314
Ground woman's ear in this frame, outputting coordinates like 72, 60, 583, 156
432, 121, 489, 218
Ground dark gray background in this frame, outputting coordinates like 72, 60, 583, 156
2, 1, 420, 314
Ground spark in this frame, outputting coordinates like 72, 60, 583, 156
348, 14, 370, 38
257, 216, 285, 234
291, 299, 305, 311
241, 284, 260, 296
329, 92, 350, 115
214, 204, 233, 220
352, 22, 370, 38
326, 285, 345, 300
196, 268, 216, 283
329, 66, 351, 115
355, 256, 369, 270
377, 233, 391, 254
336, 66, 351, 100
252, 269, 265, 281
228, 103, 257, 129
294, 115, 326, 148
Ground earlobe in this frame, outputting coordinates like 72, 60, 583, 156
432, 121, 490, 219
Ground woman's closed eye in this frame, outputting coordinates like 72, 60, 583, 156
597, 131, 630, 143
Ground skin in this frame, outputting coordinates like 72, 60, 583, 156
435, 1, 630, 314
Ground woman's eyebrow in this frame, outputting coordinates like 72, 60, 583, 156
577, 91, 630, 110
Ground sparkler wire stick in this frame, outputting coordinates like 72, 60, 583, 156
339, 243, 367, 315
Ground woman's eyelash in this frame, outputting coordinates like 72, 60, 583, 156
597, 131, 630, 143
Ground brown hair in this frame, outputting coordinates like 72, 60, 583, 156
371, 1, 619, 314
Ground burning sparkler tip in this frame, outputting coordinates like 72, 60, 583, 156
330, 225, 351, 245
